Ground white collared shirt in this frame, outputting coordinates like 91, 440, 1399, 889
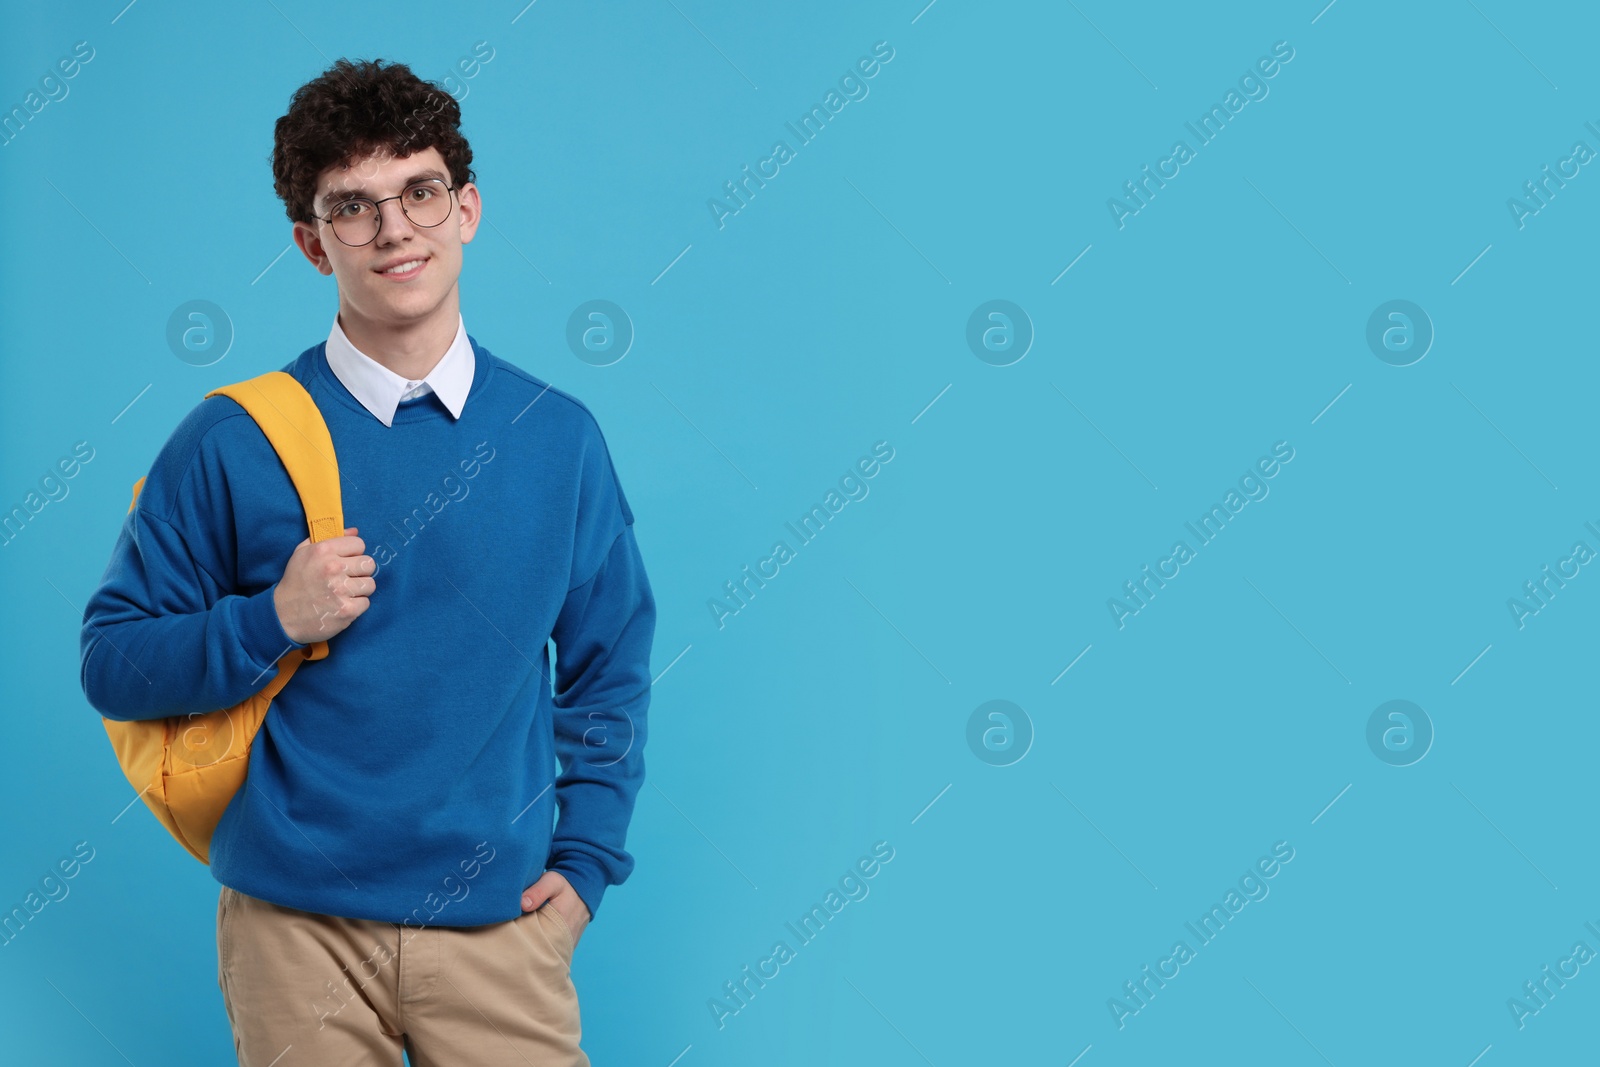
324, 313, 475, 427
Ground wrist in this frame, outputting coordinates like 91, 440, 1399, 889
270, 582, 307, 649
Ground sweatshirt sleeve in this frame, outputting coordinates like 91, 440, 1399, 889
79, 413, 307, 723
545, 418, 656, 922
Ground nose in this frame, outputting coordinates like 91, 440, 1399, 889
375, 197, 418, 243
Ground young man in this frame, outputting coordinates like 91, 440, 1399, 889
78, 58, 655, 1065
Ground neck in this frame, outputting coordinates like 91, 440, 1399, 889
336, 293, 460, 380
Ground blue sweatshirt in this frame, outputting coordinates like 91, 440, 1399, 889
79, 337, 655, 927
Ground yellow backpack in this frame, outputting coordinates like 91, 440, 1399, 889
102, 370, 343, 865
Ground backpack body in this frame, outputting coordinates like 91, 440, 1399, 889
101, 370, 343, 864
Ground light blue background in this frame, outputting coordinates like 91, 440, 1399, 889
3, 1, 1596, 1063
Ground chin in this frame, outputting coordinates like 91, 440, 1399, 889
373, 283, 444, 312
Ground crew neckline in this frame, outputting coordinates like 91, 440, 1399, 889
312, 334, 496, 424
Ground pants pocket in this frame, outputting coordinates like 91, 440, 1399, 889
539, 903, 576, 963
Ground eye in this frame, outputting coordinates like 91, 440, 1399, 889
333, 199, 373, 219
407, 184, 437, 202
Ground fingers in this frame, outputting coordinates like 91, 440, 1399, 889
308, 526, 364, 556
323, 534, 367, 557
521, 879, 554, 911
303, 541, 363, 564
521, 873, 584, 920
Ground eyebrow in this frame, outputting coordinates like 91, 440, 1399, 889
320, 169, 449, 208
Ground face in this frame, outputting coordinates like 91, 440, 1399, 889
292, 145, 480, 329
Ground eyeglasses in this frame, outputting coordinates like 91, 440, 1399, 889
313, 178, 457, 247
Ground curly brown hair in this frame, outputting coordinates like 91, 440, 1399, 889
271, 58, 475, 225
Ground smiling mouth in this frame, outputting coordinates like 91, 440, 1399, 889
376, 258, 427, 279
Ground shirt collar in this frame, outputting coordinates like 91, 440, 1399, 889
324, 313, 475, 427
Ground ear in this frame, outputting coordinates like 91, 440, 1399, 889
455, 182, 482, 245
292, 220, 335, 276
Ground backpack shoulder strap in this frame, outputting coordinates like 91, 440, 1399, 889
203, 371, 344, 543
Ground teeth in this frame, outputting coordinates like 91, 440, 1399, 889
382, 259, 424, 274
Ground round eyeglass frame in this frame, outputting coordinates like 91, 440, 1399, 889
313, 179, 458, 247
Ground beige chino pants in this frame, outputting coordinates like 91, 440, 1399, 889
216, 884, 588, 1066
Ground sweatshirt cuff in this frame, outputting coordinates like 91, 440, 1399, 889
234, 582, 304, 672
547, 852, 609, 922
